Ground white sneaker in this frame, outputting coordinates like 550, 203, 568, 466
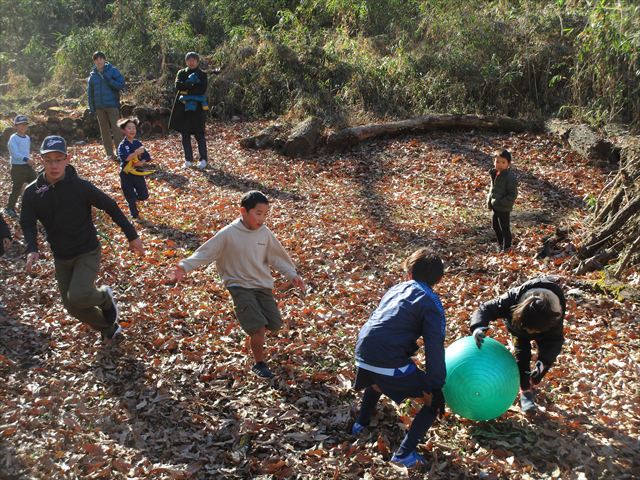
184, 161, 193, 168
197, 160, 207, 170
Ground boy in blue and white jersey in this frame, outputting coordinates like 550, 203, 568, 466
5, 115, 36, 217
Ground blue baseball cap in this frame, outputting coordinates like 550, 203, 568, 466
14, 115, 29, 125
40, 135, 67, 155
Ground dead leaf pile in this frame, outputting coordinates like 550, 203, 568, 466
0, 124, 638, 479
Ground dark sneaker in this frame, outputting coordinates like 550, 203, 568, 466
252, 362, 275, 378
520, 390, 537, 413
102, 286, 119, 325
390, 450, 426, 468
4, 208, 17, 218
102, 323, 123, 342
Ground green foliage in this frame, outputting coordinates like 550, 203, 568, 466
1, 0, 638, 128
570, 0, 640, 126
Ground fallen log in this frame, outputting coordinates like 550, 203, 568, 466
326, 114, 538, 152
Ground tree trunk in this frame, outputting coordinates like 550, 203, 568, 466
578, 196, 640, 259
574, 136, 640, 277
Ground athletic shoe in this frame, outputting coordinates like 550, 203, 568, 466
102, 286, 119, 325
184, 161, 193, 168
520, 390, 537, 413
252, 362, 275, 378
197, 160, 207, 170
4, 208, 17, 218
390, 450, 426, 468
351, 422, 365, 436
102, 323, 123, 342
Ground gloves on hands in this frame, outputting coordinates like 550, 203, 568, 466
473, 327, 489, 348
429, 389, 446, 417
186, 72, 200, 84
527, 361, 545, 384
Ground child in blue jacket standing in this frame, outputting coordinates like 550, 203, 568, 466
352, 247, 447, 468
117, 117, 151, 219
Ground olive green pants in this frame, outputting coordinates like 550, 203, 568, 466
7, 164, 36, 210
54, 247, 116, 335
96, 107, 123, 158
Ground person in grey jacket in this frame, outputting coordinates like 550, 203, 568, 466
87, 51, 125, 161
487, 149, 518, 252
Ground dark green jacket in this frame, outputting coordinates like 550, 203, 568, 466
487, 167, 518, 212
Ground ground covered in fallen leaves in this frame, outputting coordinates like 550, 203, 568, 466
1, 124, 638, 479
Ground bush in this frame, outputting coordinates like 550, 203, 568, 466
1, 0, 638, 128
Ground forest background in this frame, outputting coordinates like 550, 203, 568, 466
0, 0, 638, 129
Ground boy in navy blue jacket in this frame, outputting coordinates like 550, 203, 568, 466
117, 117, 152, 219
352, 248, 446, 468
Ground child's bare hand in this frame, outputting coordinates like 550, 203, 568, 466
292, 275, 305, 291
27, 159, 35, 167
168, 265, 186, 284
129, 238, 145, 255
135, 147, 145, 156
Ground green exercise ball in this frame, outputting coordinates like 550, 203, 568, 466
443, 336, 519, 421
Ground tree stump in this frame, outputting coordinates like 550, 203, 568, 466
239, 124, 284, 150
283, 117, 323, 157
567, 124, 618, 165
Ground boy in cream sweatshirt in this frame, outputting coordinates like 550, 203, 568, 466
170, 190, 305, 378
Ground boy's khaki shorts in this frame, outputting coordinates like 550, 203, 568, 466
227, 286, 283, 335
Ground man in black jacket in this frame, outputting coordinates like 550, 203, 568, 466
20, 136, 145, 341
470, 276, 566, 413
169, 52, 209, 170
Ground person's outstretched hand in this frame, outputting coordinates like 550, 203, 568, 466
129, 238, 145, 255
292, 275, 305, 291
473, 326, 489, 348
527, 360, 545, 384
25, 252, 39, 273
168, 265, 186, 284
